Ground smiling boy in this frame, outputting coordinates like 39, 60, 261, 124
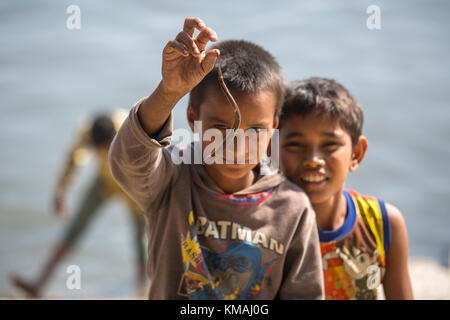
108, 17, 323, 299
279, 78, 413, 299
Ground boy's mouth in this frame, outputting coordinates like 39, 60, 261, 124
300, 173, 329, 186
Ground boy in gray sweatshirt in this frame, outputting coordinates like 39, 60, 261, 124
109, 17, 323, 300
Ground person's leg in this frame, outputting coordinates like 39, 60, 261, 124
11, 179, 105, 297
129, 209, 148, 290
132, 211, 148, 282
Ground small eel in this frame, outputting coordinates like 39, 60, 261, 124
205, 54, 242, 163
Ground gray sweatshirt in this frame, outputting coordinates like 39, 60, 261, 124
108, 99, 324, 300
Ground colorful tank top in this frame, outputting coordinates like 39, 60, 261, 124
319, 189, 391, 300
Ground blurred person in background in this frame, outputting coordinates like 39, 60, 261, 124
10, 110, 148, 298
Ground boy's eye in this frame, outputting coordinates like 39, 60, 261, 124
250, 127, 264, 133
213, 124, 229, 130
322, 142, 341, 151
283, 142, 305, 149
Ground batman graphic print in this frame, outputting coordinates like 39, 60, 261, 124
178, 211, 278, 300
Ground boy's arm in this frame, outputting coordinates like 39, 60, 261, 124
278, 204, 325, 300
108, 104, 177, 211
383, 203, 414, 299
54, 123, 92, 216
108, 17, 219, 210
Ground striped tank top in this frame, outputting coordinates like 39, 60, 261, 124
319, 189, 391, 300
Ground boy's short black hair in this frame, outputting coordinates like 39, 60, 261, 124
280, 77, 364, 145
91, 114, 116, 147
189, 40, 285, 118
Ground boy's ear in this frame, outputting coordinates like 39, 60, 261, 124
349, 135, 368, 172
266, 116, 279, 157
187, 104, 197, 131
273, 115, 279, 129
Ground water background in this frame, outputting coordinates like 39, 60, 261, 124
1, 0, 449, 298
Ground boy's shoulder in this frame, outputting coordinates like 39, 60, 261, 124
345, 188, 389, 222
274, 175, 313, 209
345, 188, 407, 251
279, 176, 310, 197
345, 189, 403, 219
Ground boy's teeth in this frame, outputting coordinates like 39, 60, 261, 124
302, 175, 326, 182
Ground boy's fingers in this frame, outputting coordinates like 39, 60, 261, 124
183, 17, 206, 37
166, 39, 189, 56
195, 27, 218, 52
175, 31, 201, 55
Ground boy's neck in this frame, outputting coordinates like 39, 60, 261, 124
313, 190, 348, 231
203, 166, 256, 194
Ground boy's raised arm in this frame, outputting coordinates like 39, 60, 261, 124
108, 17, 219, 211
138, 17, 219, 137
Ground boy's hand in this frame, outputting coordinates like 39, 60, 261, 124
161, 17, 219, 98
137, 17, 218, 137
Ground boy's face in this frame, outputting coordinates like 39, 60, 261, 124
188, 83, 278, 180
280, 112, 366, 205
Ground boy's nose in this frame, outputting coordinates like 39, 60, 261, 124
224, 129, 265, 164
225, 135, 252, 164
303, 150, 325, 168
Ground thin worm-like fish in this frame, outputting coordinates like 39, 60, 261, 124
205, 54, 242, 163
